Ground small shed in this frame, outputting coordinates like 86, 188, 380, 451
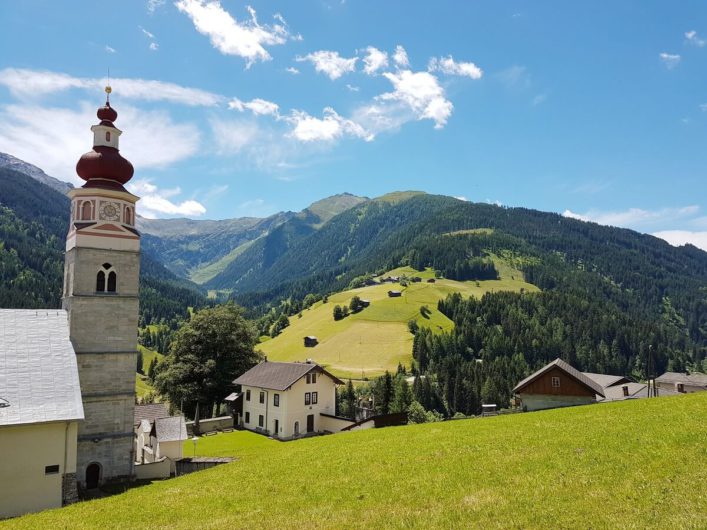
304, 336, 319, 347
411, 277, 422, 283
481, 404, 497, 416
361, 299, 371, 307
388, 290, 402, 297
427, 278, 436, 283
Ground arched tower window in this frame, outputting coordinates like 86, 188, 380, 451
105, 131, 111, 142
124, 206, 133, 225
96, 263, 116, 293
81, 201, 93, 220
96, 270, 106, 292
107, 271, 116, 292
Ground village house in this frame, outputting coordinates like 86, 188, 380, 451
133, 403, 187, 477
655, 371, 707, 394
0, 310, 84, 518
303, 336, 318, 347
513, 358, 605, 411
388, 290, 402, 297
233, 360, 345, 439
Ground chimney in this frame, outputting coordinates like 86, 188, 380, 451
622, 385, 629, 397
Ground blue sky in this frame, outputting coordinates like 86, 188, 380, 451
0, 1, 706, 248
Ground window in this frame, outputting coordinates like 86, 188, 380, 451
45, 465, 60, 475
245, 411, 250, 423
273, 393, 280, 407
105, 131, 111, 142
551, 376, 560, 388
96, 270, 106, 292
246, 389, 251, 401
312, 392, 318, 405
306, 374, 311, 384
259, 391, 265, 404
311, 373, 317, 384
258, 415, 264, 428
677, 383, 685, 393
124, 206, 133, 225
304, 392, 311, 405
81, 201, 92, 220
107, 271, 116, 292
96, 264, 116, 293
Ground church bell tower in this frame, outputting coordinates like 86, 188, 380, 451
62, 87, 140, 489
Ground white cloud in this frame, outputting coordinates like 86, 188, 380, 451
362, 46, 388, 75
659, 52, 681, 69
296, 50, 357, 80
286, 66, 300, 75
287, 107, 372, 142
532, 93, 547, 106
378, 69, 453, 129
454, 196, 468, 201
653, 230, 707, 252
127, 179, 206, 218
346, 84, 360, 92
496, 65, 530, 89
428, 55, 483, 79
175, 0, 291, 67
392, 45, 409, 67
210, 117, 260, 154
685, 30, 706, 47
0, 68, 223, 106
0, 102, 200, 185
562, 205, 699, 229
139, 26, 156, 39
147, 0, 165, 13
228, 97, 280, 117
700, 103, 707, 112
149, 42, 160, 51
105, 45, 116, 54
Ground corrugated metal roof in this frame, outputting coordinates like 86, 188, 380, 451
582, 372, 631, 389
233, 361, 343, 391
513, 358, 605, 397
154, 415, 187, 442
0, 309, 84, 426
655, 372, 707, 386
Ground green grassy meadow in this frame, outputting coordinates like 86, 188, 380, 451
135, 345, 164, 400
7, 393, 706, 529
259, 266, 537, 379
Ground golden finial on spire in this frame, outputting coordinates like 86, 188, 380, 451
105, 84, 112, 103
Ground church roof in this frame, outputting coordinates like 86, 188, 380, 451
0, 309, 84, 427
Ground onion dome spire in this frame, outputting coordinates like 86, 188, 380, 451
75, 86, 134, 191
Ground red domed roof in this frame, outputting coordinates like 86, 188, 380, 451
76, 146, 134, 185
97, 102, 118, 122
76, 97, 134, 189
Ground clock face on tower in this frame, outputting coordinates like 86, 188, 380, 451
99, 201, 121, 221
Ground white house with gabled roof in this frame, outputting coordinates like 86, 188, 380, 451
233, 360, 346, 439
0, 310, 84, 518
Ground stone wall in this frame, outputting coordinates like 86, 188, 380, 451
62, 473, 79, 506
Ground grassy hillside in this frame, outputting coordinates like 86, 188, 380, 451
7, 393, 706, 529
135, 346, 164, 400
259, 265, 537, 379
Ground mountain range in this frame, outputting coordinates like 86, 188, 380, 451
1, 152, 705, 372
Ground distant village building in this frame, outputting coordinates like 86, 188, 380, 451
427, 278, 436, 283
233, 360, 344, 439
655, 372, 707, 394
304, 336, 319, 347
0, 310, 84, 518
411, 277, 422, 283
360, 299, 371, 307
513, 358, 605, 411
388, 290, 402, 297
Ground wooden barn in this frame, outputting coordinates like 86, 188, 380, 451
361, 299, 371, 307
427, 278, 436, 283
388, 290, 402, 298
513, 358, 605, 412
304, 336, 319, 347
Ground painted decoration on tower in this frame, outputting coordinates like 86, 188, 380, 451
99, 201, 121, 221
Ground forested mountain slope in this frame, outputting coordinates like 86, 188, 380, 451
0, 167, 207, 326
139, 193, 366, 284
